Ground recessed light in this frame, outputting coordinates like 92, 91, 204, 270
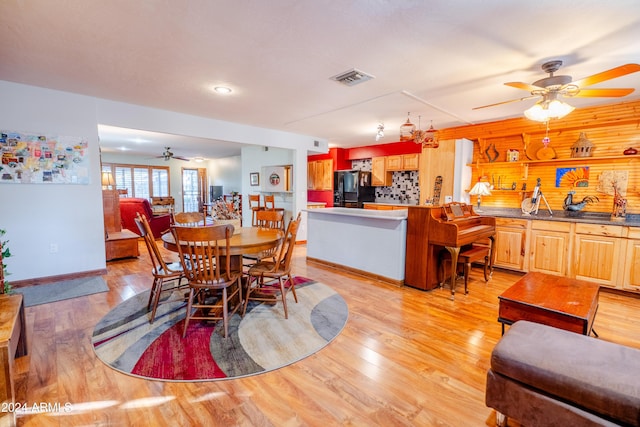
214, 86, 232, 94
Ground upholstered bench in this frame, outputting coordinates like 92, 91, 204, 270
486, 320, 640, 426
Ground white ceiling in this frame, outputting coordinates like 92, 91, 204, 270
1, 1, 639, 160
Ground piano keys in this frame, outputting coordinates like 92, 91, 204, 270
404, 204, 496, 294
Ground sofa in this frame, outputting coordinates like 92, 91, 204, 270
486, 320, 640, 426
119, 198, 171, 239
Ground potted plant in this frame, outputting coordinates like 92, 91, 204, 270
0, 229, 11, 294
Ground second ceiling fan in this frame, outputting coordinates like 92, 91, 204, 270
156, 147, 189, 161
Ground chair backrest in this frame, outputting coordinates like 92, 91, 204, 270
172, 224, 235, 284
249, 194, 261, 209
173, 211, 205, 226
135, 212, 173, 276
255, 209, 285, 230
263, 194, 275, 210
272, 212, 301, 272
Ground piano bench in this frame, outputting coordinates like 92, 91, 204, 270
439, 244, 491, 296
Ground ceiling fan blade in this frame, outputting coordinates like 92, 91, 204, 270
174, 156, 190, 161
473, 95, 538, 110
569, 63, 640, 89
505, 82, 546, 92
572, 88, 635, 98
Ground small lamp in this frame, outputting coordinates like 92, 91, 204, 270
101, 171, 113, 190
469, 180, 492, 212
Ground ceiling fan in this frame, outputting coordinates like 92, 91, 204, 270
156, 146, 189, 161
473, 61, 640, 114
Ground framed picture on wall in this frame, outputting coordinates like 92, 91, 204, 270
250, 172, 259, 186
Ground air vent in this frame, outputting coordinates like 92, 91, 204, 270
331, 68, 375, 86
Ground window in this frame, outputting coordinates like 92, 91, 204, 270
102, 163, 170, 199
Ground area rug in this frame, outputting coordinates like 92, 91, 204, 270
18, 276, 109, 307
92, 277, 348, 382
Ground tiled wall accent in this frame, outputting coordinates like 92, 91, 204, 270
351, 159, 420, 204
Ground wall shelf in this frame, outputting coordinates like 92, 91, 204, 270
471, 154, 640, 167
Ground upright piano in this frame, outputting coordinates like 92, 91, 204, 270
404, 203, 496, 292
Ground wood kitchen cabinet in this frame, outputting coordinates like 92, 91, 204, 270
573, 223, 623, 288
386, 153, 420, 171
529, 221, 571, 277
307, 159, 333, 190
371, 157, 392, 186
622, 227, 640, 292
307, 161, 316, 190
493, 218, 529, 271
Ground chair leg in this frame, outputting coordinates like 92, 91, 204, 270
221, 287, 229, 338
182, 288, 195, 338
289, 275, 298, 303
483, 255, 490, 282
464, 262, 470, 294
278, 277, 288, 319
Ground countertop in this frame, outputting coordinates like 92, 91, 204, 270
304, 207, 408, 220
478, 207, 640, 227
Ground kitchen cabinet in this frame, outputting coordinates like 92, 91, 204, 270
307, 159, 333, 191
493, 218, 529, 271
529, 221, 571, 276
622, 227, 640, 292
386, 153, 420, 171
371, 157, 392, 186
573, 223, 623, 288
307, 161, 316, 190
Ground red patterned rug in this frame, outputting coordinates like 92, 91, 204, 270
92, 277, 348, 381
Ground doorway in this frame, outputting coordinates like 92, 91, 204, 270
182, 167, 207, 212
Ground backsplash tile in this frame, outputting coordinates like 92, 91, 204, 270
351, 159, 420, 204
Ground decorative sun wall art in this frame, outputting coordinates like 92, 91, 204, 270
556, 166, 589, 188
0, 130, 90, 184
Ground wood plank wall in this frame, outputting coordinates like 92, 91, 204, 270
438, 100, 640, 214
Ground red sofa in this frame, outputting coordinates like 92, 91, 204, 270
119, 198, 171, 239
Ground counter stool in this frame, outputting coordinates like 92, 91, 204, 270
249, 194, 262, 226
439, 244, 491, 298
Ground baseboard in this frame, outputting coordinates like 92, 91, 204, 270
306, 256, 404, 287
11, 269, 107, 289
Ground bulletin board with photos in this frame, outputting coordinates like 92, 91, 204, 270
0, 130, 90, 184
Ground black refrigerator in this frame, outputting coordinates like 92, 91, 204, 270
333, 170, 375, 208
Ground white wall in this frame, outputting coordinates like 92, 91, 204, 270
209, 156, 242, 194
0, 81, 105, 281
0, 80, 324, 281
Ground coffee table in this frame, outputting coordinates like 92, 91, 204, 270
498, 272, 600, 336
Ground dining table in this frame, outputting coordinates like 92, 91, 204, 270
162, 226, 284, 257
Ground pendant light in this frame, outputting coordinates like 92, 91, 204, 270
399, 112, 416, 142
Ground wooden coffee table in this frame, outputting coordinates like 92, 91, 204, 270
498, 272, 600, 336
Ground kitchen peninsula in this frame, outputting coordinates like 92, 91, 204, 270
305, 208, 407, 285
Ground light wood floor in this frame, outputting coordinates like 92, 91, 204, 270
15, 242, 640, 426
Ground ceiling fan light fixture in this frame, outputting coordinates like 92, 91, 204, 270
524, 96, 575, 122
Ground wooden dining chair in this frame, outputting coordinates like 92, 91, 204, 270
243, 209, 286, 268
134, 212, 187, 323
249, 194, 262, 226
255, 209, 285, 230
243, 212, 301, 319
173, 211, 205, 227
173, 223, 243, 338
263, 194, 275, 210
